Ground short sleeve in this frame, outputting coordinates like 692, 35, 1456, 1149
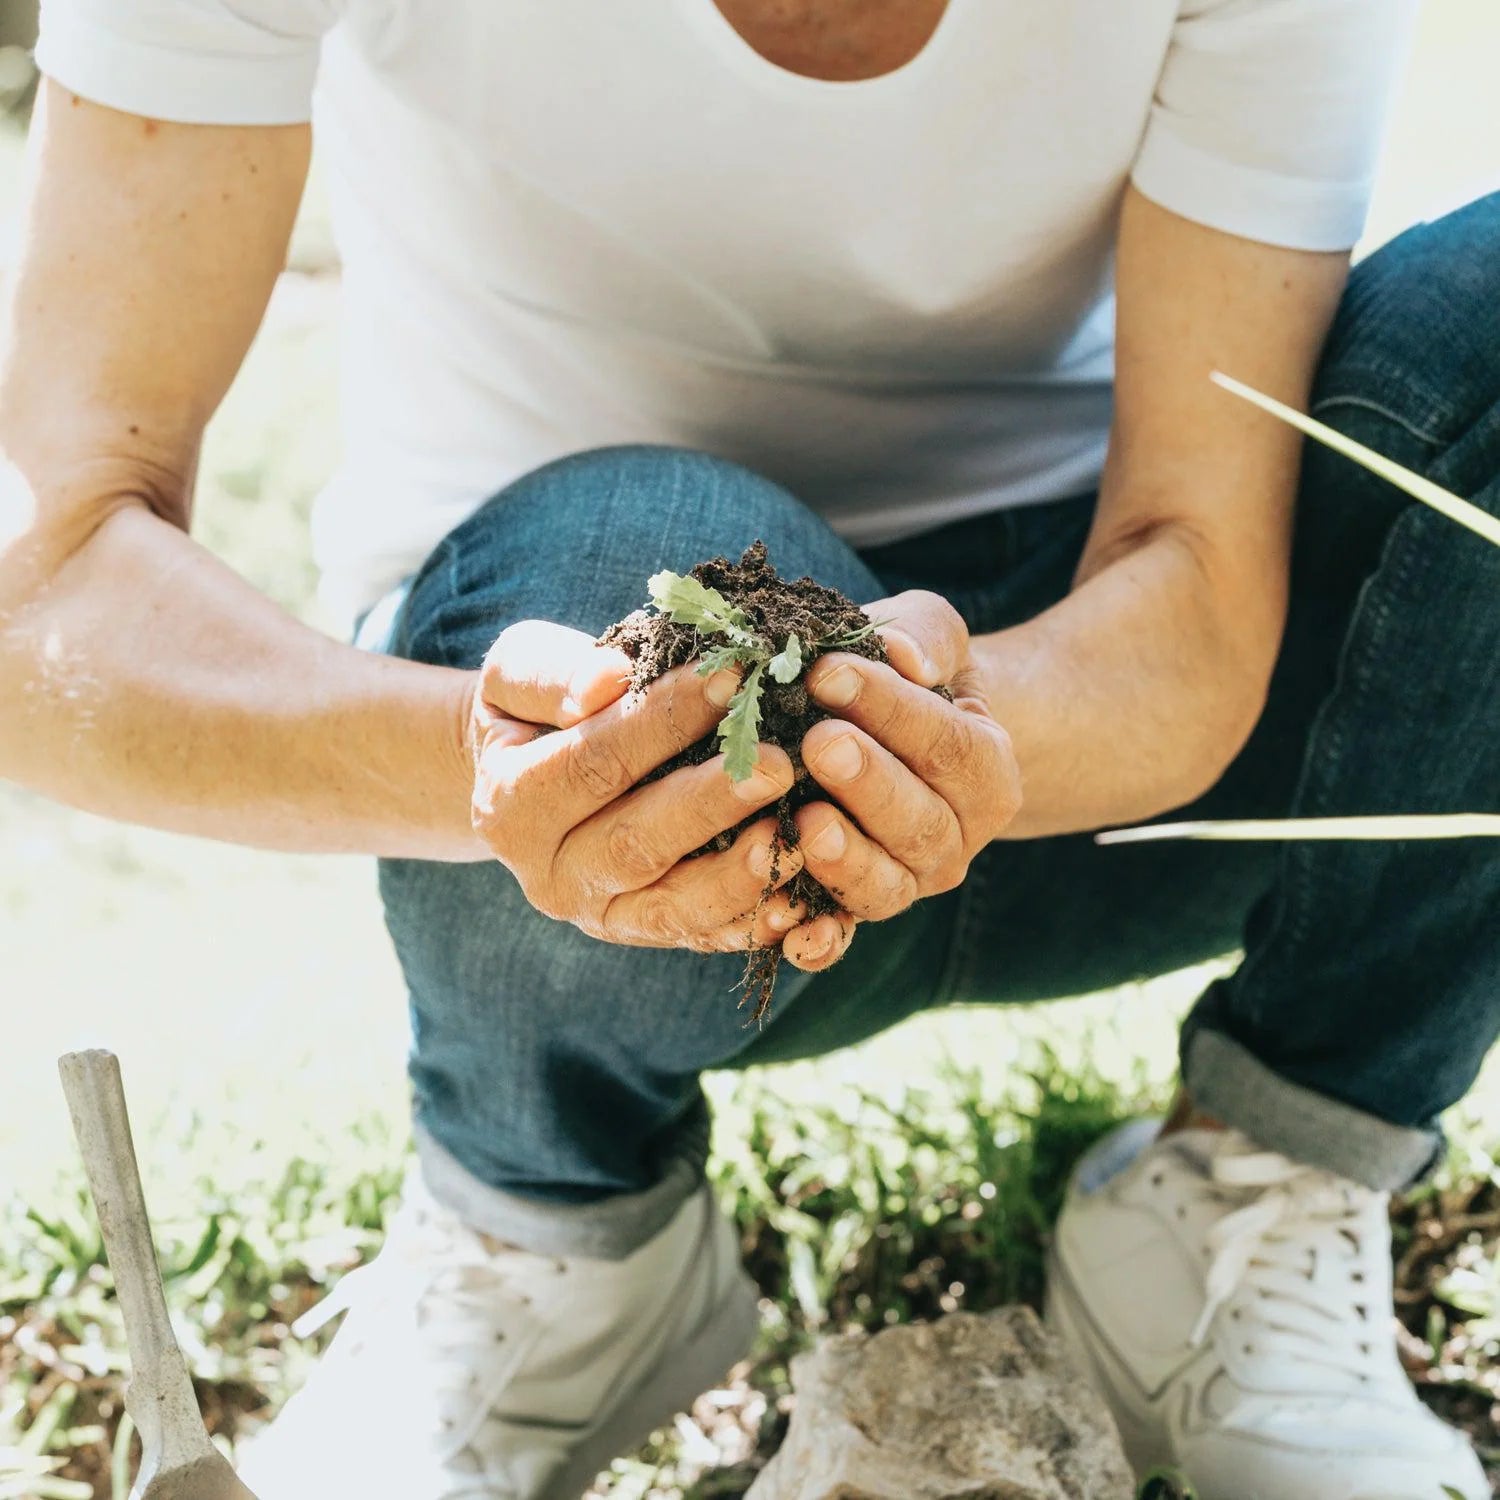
1132, 0, 1419, 251
35, 0, 344, 126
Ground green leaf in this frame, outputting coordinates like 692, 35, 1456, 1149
647, 570, 762, 648
716, 662, 765, 783
1443, 1488, 1468, 1499
695, 643, 755, 678
767, 632, 803, 684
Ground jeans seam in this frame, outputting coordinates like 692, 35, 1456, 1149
1228, 464, 1434, 1010
1311, 392, 1450, 448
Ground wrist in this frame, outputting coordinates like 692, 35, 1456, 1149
437, 667, 489, 861
968, 630, 1013, 717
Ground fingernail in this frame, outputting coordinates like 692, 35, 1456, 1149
808, 819, 846, 860
801, 927, 834, 961
734, 765, 785, 803
885, 629, 940, 685
812, 665, 861, 708
814, 733, 864, 783
748, 840, 776, 877
767, 906, 800, 933
705, 669, 740, 708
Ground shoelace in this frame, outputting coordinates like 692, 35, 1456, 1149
295, 1207, 565, 1479
1188, 1140, 1389, 1385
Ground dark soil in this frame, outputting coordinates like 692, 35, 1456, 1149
601, 542, 890, 1021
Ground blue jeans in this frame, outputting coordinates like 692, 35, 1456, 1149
373, 195, 1500, 1258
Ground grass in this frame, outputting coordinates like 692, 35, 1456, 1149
2, 1057, 1496, 1499
2, 3, 1500, 1492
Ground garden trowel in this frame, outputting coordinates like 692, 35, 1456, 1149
58, 1049, 261, 1500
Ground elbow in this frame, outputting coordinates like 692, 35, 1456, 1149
1163, 659, 1274, 814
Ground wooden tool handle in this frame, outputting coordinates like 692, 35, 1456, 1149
58, 1050, 215, 1467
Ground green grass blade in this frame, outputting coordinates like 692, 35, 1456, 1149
1212, 372, 1500, 550
1098, 814, 1500, 846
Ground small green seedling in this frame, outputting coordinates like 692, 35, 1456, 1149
648, 569, 883, 782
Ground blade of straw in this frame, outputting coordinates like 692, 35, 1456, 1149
1098, 815, 1500, 847
1212, 371, 1500, 550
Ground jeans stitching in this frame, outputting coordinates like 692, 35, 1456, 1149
1311, 393, 1450, 448
1243, 506, 1440, 1022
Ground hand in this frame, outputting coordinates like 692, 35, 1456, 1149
468, 620, 812, 952
795, 592, 1022, 936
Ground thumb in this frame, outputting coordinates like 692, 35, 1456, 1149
865, 590, 968, 688
480, 619, 633, 729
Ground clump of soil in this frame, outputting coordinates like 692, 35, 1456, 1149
601, 542, 889, 1022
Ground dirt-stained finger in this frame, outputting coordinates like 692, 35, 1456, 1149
794, 801, 922, 920
481, 659, 743, 843
599, 816, 804, 943
781, 910, 856, 971
799, 720, 965, 892
562, 742, 795, 895
864, 590, 969, 688
804, 655, 1017, 841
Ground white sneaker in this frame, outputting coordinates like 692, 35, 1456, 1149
237, 1175, 759, 1500
1047, 1120, 1488, 1500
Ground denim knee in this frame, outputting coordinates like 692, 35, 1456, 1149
389, 444, 880, 673
1315, 193, 1500, 467
376, 445, 883, 1200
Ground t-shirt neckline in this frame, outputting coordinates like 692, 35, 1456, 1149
679, 0, 969, 97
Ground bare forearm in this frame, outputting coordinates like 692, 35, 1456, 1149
0, 505, 484, 860
974, 524, 1272, 840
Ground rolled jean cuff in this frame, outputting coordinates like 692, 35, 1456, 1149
1180, 1027, 1442, 1190
413, 1120, 708, 1261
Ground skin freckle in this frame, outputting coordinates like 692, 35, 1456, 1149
142, 119, 159, 137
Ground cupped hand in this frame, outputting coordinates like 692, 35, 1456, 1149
468, 619, 811, 953
794, 591, 1022, 927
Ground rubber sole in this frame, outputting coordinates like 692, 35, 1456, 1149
541, 1267, 761, 1500
1045, 1244, 1170, 1477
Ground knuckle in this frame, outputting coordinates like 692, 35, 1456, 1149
633, 888, 690, 944
524, 880, 570, 924
880, 866, 920, 917
603, 814, 662, 884
910, 803, 957, 864
867, 685, 920, 746
924, 858, 968, 896
930, 592, 968, 643
903, 589, 967, 652
565, 732, 634, 803
924, 713, 976, 781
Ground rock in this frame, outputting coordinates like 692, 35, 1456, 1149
744, 1306, 1135, 1500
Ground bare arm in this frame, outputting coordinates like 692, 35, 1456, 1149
784, 188, 1350, 942
0, 84, 482, 859
972, 186, 1349, 837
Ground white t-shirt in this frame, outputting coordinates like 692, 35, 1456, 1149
37, 0, 1416, 625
